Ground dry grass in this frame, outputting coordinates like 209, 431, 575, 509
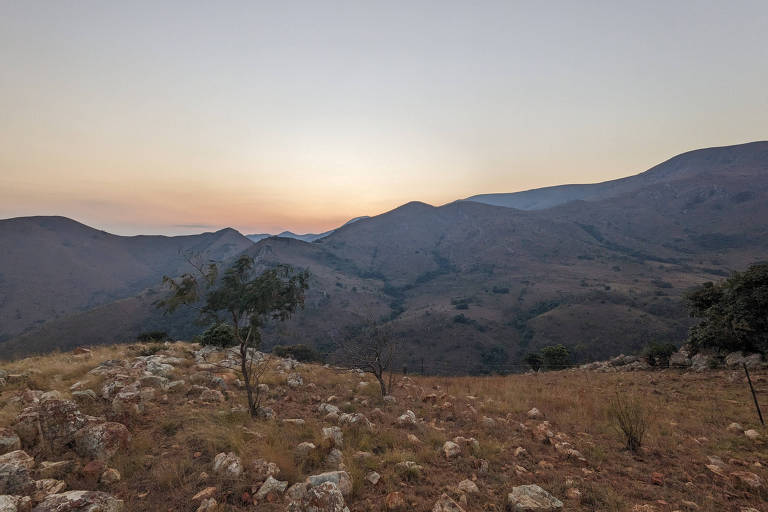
1, 343, 767, 511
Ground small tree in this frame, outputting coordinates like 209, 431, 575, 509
340, 319, 399, 397
524, 352, 543, 372
644, 342, 676, 367
157, 254, 309, 417
685, 263, 768, 354
199, 322, 237, 347
541, 344, 571, 370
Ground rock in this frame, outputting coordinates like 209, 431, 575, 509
385, 492, 406, 511
100, 468, 121, 484
407, 433, 421, 444
394, 461, 423, 480
255, 475, 288, 501
287, 481, 350, 512
507, 484, 563, 511
365, 471, 381, 485
432, 493, 465, 512
317, 403, 340, 415
651, 472, 664, 486
306, 471, 352, 496
195, 498, 217, 512
191, 487, 217, 501
287, 373, 304, 388
325, 449, 344, 469
725, 351, 765, 369
457, 479, 479, 494
669, 347, 692, 368
0, 495, 31, 512
73, 422, 131, 461
690, 353, 716, 372
513, 446, 527, 457
36, 460, 75, 479
0, 450, 35, 494
285, 482, 309, 502
744, 429, 760, 440
295, 442, 317, 459
565, 488, 581, 500
166, 380, 185, 393
727, 422, 743, 432
0, 429, 21, 455
31, 491, 123, 512
383, 395, 396, 404
212, 452, 243, 478
730, 471, 762, 489
322, 426, 343, 448
527, 408, 541, 419
31, 479, 67, 501
71, 391, 98, 404
338, 413, 373, 429
396, 410, 417, 427
250, 458, 280, 482
283, 419, 306, 426
40, 391, 63, 402
443, 441, 461, 458
481, 416, 496, 427
255, 406, 275, 420
200, 389, 225, 403
14, 400, 91, 451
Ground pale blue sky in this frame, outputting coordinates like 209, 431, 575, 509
1, 1, 766, 234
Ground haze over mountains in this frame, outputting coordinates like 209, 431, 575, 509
2, 142, 767, 371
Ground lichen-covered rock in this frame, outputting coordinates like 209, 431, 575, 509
321, 427, 343, 447
0, 450, 35, 495
250, 458, 280, 483
305, 471, 352, 496
286, 373, 304, 388
287, 481, 350, 512
442, 441, 461, 458
14, 400, 91, 450
0, 495, 31, 512
73, 422, 131, 461
31, 490, 123, 511
507, 485, 563, 511
254, 475, 287, 501
212, 452, 242, 478
31, 478, 67, 502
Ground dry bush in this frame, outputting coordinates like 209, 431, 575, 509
607, 391, 649, 452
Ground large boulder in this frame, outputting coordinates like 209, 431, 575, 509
725, 352, 765, 369
0, 450, 35, 494
669, 347, 692, 368
73, 423, 131, 461
14, 400, 92, 451
432, 493, 465, 512
212, 452, 243, 478
0, 429, 21, 455
287, 481, 350, 512
31, 490, 123, 511
0, 496, 31, 512
507, 485, 563, 511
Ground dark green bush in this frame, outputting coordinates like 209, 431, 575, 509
541, 344, 571, 370
524, 352, 543, 372
199, 323, 237, 347
137, 331, 169, 342
644, 342, 677, 367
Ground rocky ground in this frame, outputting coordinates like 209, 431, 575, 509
0, 342, 766, 511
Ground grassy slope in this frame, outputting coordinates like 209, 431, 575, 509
1, 342, 766, 511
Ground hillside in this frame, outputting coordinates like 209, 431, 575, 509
0, 217, 254, 343
0, 342, 765, 511
3, 142, 768, 369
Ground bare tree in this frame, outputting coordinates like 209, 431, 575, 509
340, 319, 400, 397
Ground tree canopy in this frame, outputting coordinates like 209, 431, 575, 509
685, 262, 768, 354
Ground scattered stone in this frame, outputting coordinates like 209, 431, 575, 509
727, 422, 743, 432
31, 491, 124, 512
306, 471, 352, 496
74, 422, 131, 461
443, 441, 461, 459
322, 426, 344, 447
457, 479, 479, 494
0, 429, 21, 455
251, 458, 280, 482
651, 472, 664, 486
730, 471, 763, 489
565, 488, 581, 500
287, 373, 304, 388
0, 450, 35, 494
396, 410, 417, 427
212, 452, 243, 478
100, 468, 121, 485
287, 481, 349, 512
200, 389, 225, 403
36, 460, 75, 480
527, 408, 542, 419
385, 491, 406, 511
432, 493, 465, 512
383, 395, 397, 404
196, 498, 217, 512
255, 475, 288, 501
31, 478, 67, 501
192, 486, 217, 501
744, 429, 760, 440
507, 484, 563, 511
295, 442, 317, 459
365, 471, 381, 485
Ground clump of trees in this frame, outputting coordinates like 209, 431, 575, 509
136, 331, 169, 342
541, 344, 571, 370
523, 352, 543, 372
685, 263, 768, 354
157, 254, 309, 417
199, 323, 237, 347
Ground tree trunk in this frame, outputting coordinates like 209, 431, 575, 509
240, 341, 256, 417
375, 370, 387, 397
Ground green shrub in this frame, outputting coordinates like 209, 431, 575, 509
524, 352, 543, 372
644, 342, 676, 367
137, 331, 169, 342
541, 344, 571, 370
199, 323, 237, 347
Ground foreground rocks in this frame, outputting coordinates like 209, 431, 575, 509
507, 485, 563, 511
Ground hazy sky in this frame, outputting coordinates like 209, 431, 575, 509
1, 1, 767, 235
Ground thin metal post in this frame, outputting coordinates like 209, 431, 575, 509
744, 363, 765, 425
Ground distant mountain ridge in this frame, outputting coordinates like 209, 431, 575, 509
3, 142, 768, 370
246, 216, 370, 243
466, 141, 768, 210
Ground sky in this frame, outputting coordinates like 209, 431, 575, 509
1, 1, 767, 236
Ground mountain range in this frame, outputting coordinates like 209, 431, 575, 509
1, 141, 767, 371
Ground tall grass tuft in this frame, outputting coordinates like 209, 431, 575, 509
607, 391, 648, 452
